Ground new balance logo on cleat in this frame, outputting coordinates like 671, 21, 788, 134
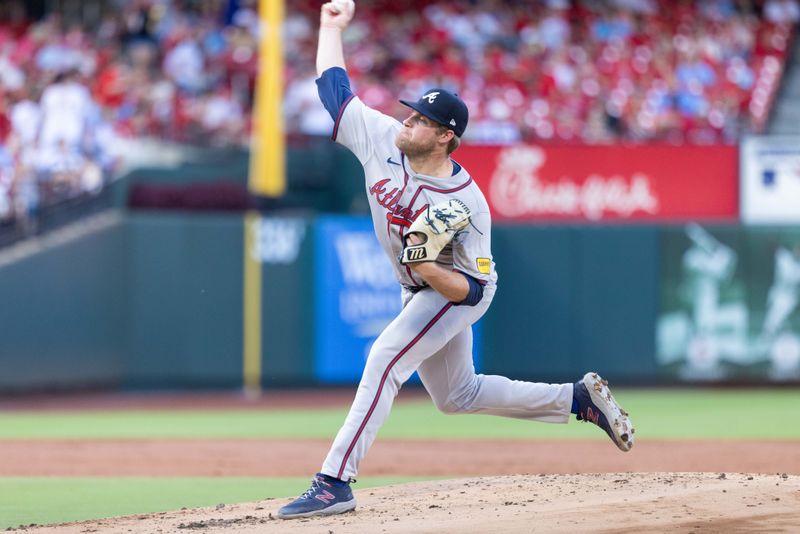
585, 406, 600, 425
314, 490, 336, 504
277, 473, 356, 519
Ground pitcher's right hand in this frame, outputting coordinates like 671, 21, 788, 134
321, 0, 355, 30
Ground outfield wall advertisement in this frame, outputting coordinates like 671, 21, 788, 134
740, 136, 800, 224
313, 216, 482, 384
314, 217, 402, 383
456, 144, 739, 222
657, 225, 800, 381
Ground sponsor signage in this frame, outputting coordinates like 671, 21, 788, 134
250, 217, 307, 264
741, 136, 800, 224
456, 144, 738, 222
315, 216, 403, 383
314, 216, 483, 384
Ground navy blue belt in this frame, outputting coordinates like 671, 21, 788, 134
404, 285, 428, 294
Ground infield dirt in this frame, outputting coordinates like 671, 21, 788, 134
17, 472, 800, 533
5, 390, 800, 532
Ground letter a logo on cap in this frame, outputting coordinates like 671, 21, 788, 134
422, 92, 440, 104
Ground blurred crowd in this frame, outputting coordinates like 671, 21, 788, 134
0, 0, 255, 226
0, 0, 797, 226
285, 0, 797, 144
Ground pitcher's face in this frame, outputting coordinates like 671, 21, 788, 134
395, 111, 446, 157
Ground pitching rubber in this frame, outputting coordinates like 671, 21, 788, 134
583, 372, 635, 452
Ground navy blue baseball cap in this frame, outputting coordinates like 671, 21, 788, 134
399, 88, 469, 138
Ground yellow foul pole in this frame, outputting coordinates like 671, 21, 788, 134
244, 0, 285, 396
249, 0, 286, 196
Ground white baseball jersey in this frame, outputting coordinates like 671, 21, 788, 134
315, 69, 573, 483
332, 95, 498, 290
38, 81, 92, 149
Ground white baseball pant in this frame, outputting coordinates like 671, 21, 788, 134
321, 285, 573, 481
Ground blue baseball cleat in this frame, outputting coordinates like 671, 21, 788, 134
277, 473, 356, 519
574, 372, 634, 452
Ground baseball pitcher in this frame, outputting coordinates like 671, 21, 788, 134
278, 0, 635, 519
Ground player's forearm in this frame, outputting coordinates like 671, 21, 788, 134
409, 262, 470, 303
317, 26, 346, 77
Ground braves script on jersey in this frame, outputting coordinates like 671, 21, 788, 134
315, 67, 573, 482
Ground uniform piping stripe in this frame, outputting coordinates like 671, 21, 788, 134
405, 264, 421, 285
392, 166, 420, 285
337, 302, 453, 479
396, 160, 468, 286
332, 95, 356, 141
408, 179, 473, 207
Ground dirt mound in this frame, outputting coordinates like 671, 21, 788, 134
19, 473, 800, 533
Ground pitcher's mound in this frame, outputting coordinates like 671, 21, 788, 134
23, 472, 800, 533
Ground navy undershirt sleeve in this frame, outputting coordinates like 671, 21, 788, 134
316, 67, 354, 121
455, 272, 484, 306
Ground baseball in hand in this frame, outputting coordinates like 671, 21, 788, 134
331, 0, 355, 17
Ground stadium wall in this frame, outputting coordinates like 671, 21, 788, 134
1, 138, 798, 391
485, 226, 660, 383
0, 211, 318, 391
0, 217, 129, 390
3, 212, 795, 391
124, 213, 245, 388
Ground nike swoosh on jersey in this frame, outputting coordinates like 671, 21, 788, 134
387, 157, 401, 166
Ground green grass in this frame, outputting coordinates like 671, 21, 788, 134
0, 476, 432, 530
0, 389, 798, 440
1, 389, 798, 528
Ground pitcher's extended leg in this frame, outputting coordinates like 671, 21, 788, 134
417, 327, 573, 423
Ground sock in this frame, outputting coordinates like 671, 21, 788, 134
319, 473, 349, 486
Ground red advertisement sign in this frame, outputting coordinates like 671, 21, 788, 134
455, 145, 738, 222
